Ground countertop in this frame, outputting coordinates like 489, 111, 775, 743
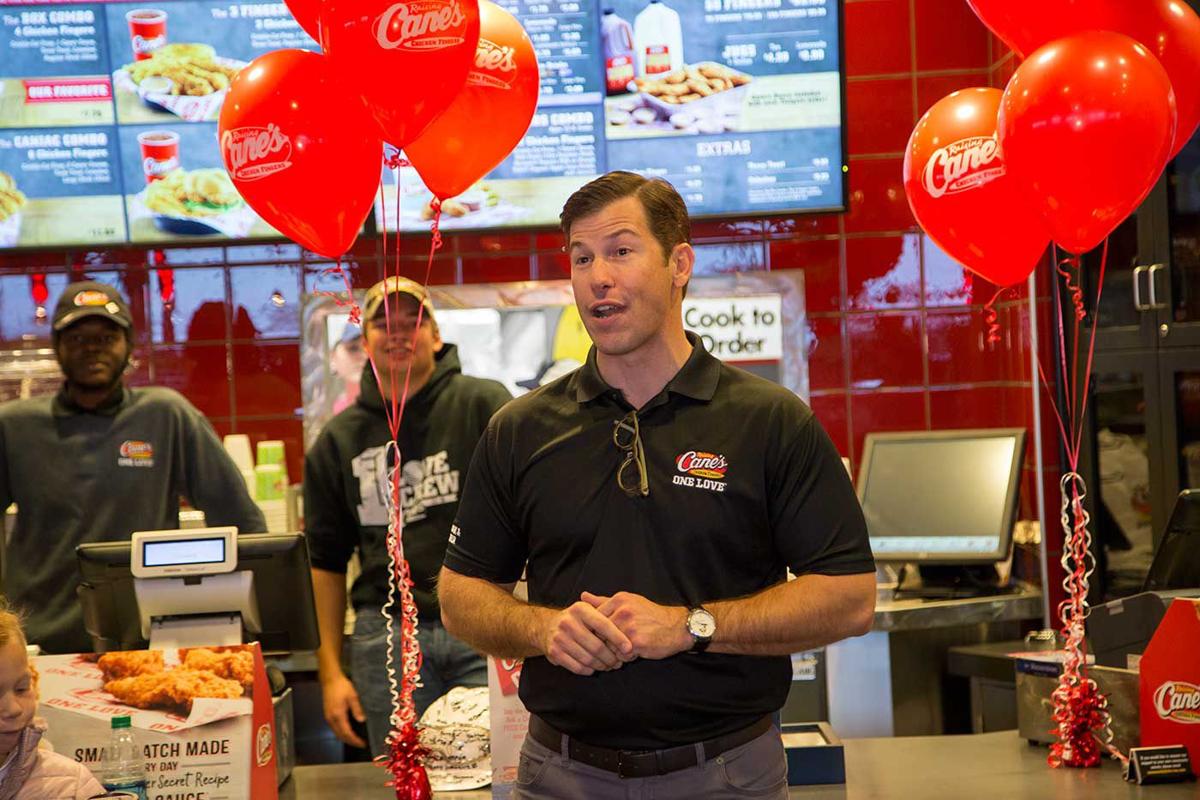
279, 731, 1195, 799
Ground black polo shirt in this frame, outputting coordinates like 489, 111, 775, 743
443, 333, 874, 749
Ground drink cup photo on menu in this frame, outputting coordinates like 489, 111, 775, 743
107, 0, 319, 125
119, 123, 275, 241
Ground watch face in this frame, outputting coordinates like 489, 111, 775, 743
689, 609, 716, 638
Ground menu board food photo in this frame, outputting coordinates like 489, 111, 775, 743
0, 0, 846, 247
0, 0, 318, 247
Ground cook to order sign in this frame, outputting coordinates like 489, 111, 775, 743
683, 295, 782, 362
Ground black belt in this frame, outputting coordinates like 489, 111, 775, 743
527, 714, 774, 779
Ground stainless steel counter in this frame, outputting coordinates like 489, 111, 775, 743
827, 588, 1044, 737
870, 585, 1044, 632
279, 731, 1187, 799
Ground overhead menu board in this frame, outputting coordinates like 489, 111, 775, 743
381, 0, 846, 231
0, 0, 845, 247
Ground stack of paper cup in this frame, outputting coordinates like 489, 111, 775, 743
255, 464, 286, 501
223, 434, 256, 499
224, 434, 254, 471
257, 440, 288, 481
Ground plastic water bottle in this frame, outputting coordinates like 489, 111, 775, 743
99, 716, 149, 800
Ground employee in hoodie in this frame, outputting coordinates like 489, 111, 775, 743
304, 277, 511, 756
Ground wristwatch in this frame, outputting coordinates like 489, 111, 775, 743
686, 607, 716, 653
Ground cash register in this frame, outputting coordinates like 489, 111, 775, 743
76, 528, 318, 653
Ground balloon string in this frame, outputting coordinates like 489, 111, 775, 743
1070, 239, 1106, 465
1056, 254, 1087, 324
982, 287, 1006, 346
313, 263, 362, 325
1040, 237, 1114, 769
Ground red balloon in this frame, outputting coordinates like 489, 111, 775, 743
966, 0, 1082, 57
321, 0, 481, 148
405, 1, 539, 200
284, 0, 322, 46
219, 49, 382, 258
968, 0, 1200, 155
903, 88, 1049, 288
998, 32, 1177, 255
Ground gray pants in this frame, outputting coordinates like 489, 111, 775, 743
512, 724, 789, 799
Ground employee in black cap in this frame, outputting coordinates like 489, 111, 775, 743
0, 280, 265, 654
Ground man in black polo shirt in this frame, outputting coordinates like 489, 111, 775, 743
439, 172, 875, 798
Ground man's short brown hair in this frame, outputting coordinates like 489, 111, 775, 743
560, 171, 691, 261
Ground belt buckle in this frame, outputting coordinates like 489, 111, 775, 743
616, 750, 638, 779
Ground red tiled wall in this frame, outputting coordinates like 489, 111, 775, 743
0, 0, 1056, 556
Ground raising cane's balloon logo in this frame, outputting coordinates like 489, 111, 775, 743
373, 0, 469, 51
221, 124, 293, 181
467, 37, 517, 90
1153, 681, 1200, 724
921, 134, 1005, 199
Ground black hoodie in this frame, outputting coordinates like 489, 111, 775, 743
304, 344, 511, 617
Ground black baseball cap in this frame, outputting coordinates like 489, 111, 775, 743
52, 281, 133, 334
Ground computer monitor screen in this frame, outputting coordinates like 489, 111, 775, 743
1143, 490, 1200, 591
858, 428, 1026, 563
77, 532, 319, 654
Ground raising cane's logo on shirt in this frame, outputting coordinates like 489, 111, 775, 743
1153, 681, 1200, 724
672, 450, 729, 492
467, 38, 518, 90
118, 440, 155, 468
221, 124, 293, 182
921, 134, 1005, 199
676, 450, 728, 479
373, 0, 469, 51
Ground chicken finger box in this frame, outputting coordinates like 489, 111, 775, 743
1140, 598, 1200, 773
488, 656, 530, 799
35, 643, 279, 800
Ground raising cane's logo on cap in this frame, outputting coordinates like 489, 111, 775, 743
675, 450, 728, 480
1153, 681, 1200, 724
73, 290, 112, 307
467, 38, 517, 90
922, 134, 1005, 199
373, 0, 469, 51
221, 124, 293, 181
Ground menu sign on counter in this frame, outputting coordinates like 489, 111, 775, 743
0, 0, 317, 248
380, 0, 844, 231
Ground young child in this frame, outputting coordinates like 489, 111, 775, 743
0, 602, 105, 800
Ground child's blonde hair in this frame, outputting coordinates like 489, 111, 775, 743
0, 599, 25, 649
0, 599, 35, 693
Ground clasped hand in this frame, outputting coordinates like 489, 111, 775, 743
540, 590, 694, 676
